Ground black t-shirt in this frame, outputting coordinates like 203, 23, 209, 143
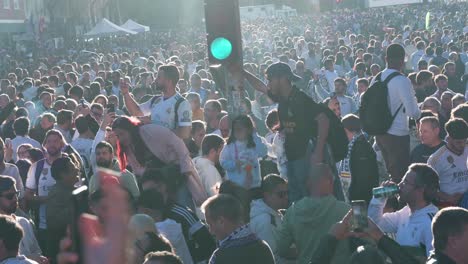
410, 142, 446, 164
278, 87, 322, 161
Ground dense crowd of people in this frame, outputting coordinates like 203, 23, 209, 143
0, 1, 468, 264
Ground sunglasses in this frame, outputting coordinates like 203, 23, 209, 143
0, 191, 19, 200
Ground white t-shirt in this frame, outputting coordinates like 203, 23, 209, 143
17, 215, 42, 257
25, 160, 55, 229
139, 93, 192, 131
70, 138, 94, 172
1, 163, 24, 197
336, 95, 357, 117
428, 146, 468, 195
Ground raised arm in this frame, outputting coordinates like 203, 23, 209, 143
120, 81, 144, 116
243, 69, 268, 94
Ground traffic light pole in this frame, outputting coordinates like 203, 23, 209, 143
204, 0, 245, 118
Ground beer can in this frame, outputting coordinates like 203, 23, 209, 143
372, 185, 399, 199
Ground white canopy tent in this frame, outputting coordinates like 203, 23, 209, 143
85, 18, 137, 37
120, 19, 150, 33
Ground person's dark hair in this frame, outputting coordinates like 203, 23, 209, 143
202, 194, 244, 224
201, 134, 224, 156
451, 103, 468, 123
342, 114, 361, 132
95, 141, 113, 154
432, 207, 468, 251
158, 65, 180, 86
75, 115, 90, 134
13, 117, 29, 136
111, 116, 147, 171
48, 75, 59, 86
205, 99, 222, 113
227, 115, 255, 148
445, 118, 468, 139
416, 70, 434, 85
139, 235, 174, 260
69, 85, 84, 99
218, 181, 250, 222
356, 78, 369, 87
418, 60, 428, 68
51, 156, 76, 181
409, 163, 440, 203
138, 189, 166, 214
261, 174, 286, 194
144, 251, 182, 264
191, 120, 206, 136
57, 109, 73, 125
386, 44, 405, 64
27, 148, 44, 163
43, 129, 65, 146
16, 159, 31, 184
0, 175, 16, 194
334, 78, 347, 87
67, 72, 78, 83
0, 215, 24, 253
355, 62, 366, 72
434, 74, 448, 83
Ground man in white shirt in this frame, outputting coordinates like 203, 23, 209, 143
122, 65, 192, 140
428, 118, 468, 206
193, 134, 224, 197
368, 164, 439, 257
70, 115, 94, 176
375, 44, 421, 183
334, 78, 357, 117
411, 41, 426, 72
12, 118, 41, 162
25, 130, 66, 257
188, 73, 209, 105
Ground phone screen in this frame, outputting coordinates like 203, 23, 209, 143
351, 200, 368, 231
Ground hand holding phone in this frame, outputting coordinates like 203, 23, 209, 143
351, 200, 368, 231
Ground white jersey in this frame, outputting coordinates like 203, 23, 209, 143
25, 160, 55, 229
368, 198, 438, 257
155, 219, 193, 264
428, 146, 468, 195
139, 93, 192, 131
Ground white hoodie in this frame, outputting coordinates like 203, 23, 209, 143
368, 197, 438, 257
250, 199, 292, 264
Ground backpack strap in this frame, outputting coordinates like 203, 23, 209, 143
384, 71, 404, 122
34, 159, 46, 195
173, 96, 185, 130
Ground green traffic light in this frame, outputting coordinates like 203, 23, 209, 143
210, 37, 232, 60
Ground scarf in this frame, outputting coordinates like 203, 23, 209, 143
339, 131, 365, 203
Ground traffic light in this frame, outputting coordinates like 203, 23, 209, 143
204, 0, 242, 66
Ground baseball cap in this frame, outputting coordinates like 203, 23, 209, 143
266, 62, 301, 82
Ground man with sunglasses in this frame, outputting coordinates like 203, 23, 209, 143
250, 174, 289, 264
368, 164, 440, 258
0, 176, 47, 264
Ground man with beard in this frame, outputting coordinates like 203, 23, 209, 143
88, 141, 139, 199
0, 176, 47, 264
24, 130, 67, 258
122, 65, 192, 140
368, 164, 440, 258
243, 62, 335, 203
105, 70, 124, 109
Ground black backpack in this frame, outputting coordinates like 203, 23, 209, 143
359, 72, 403, 135
318, 104, 349, 162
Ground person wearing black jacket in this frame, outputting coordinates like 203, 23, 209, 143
339, 114, 379, 204
309, 210, 419, 264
